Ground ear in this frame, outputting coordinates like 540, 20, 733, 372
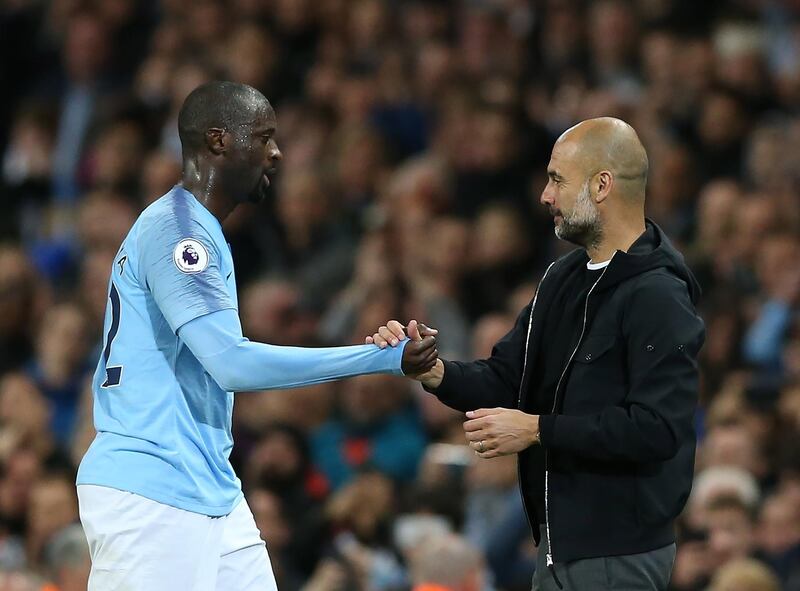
594, 170, 613, 204
205, 128, 226, 155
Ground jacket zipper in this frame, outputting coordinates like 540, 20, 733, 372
543, 264, 610, 588
515, 264, 554, 547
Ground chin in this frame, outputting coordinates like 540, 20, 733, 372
246, 180, 269, 204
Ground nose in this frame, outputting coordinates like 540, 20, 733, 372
267, 140, 282, 164
540, 185, 554, 207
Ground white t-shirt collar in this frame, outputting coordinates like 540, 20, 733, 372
586, 253, 614, 270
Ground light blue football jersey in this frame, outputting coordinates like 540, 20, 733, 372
77, 186, 244, 515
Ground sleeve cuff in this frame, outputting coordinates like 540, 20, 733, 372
393, 338, 410, 375
538, 414, 557, 447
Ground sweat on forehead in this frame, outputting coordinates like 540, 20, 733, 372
177, 81, 273, 148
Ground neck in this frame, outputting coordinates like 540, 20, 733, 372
181, 157, 238, 223
586, 215, 646, 263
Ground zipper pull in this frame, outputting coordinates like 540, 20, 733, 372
546, 554, 564, 589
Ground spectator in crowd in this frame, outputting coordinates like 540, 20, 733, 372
408, 533, 485, 591
312, 374, 427, 490
708, 558, 781, 591
41, 524, 90, 591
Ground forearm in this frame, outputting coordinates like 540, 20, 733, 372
198, 339, 406, 392
427, 358, 517, 411
179, 309, 406, 392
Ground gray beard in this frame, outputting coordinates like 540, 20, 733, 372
554, 180, 603, 250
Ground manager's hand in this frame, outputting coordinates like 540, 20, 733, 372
366, 319, 437, 347
463, 408, 540, 458
367, 320, 443, 383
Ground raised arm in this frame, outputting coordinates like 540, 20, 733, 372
179, 309, 437, 392
136, 218, 436, 393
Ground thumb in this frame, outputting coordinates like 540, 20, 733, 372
407, 319, 422, 341
418, 323, 439, 337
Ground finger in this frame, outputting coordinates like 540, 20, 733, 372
464, 430, 484, 442
418, 323, 439, 336
423, 349, 439, 368
420, 349, 438, 367
408, 337, 436, 362
379, 326, 400, 346
387, 320, 408, 341
417, 335, 436, 351
465, 408, 500, 419
470, 441, 497, 459
416, 358, 437, 374
372, 333, 388, 348
407, 319, 422, 341
463, 417, 490, 432
365, 336, 374, 344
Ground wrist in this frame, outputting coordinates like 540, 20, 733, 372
419, 358, 445, 389
531, 414, 541, 445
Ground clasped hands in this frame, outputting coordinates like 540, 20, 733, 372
367, 320, 540, 458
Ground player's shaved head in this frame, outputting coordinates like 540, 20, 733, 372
178, 80, 282, 207
557, 117, 648, 200
178, 81, 273, 156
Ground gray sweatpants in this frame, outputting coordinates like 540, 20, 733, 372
532, 527, 676, 591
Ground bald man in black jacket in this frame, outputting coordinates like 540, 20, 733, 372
369, 118, 705, 590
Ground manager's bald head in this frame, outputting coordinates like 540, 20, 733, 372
541, 117, 649, 253
557, 117, 649, 201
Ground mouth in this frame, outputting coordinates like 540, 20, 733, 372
262, 167, 278, 188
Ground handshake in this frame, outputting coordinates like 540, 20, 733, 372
366, 320, 443, 388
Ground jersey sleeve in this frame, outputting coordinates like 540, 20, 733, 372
137, 216, 236, 334
178, 309, 408, 392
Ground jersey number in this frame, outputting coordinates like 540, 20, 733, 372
101, 283, 123, 387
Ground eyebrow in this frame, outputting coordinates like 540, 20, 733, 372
548, 170, 564, 181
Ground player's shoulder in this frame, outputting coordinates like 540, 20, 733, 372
137, 187, 221, 246
133, 187, 225, 276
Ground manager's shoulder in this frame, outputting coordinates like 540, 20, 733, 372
627, 269, 695, 312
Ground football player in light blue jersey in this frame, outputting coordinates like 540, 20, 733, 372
76, 81, 438, 591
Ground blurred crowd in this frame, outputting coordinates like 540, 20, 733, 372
1, 0, 800, 590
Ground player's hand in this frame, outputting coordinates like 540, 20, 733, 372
401, 334, 438, 375
463, 408, 540, 458
366, 319, 441, 381
365, 319, 438, 348
400, 321, 438, 375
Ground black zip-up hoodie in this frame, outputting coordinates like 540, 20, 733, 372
430, 220, 705, 563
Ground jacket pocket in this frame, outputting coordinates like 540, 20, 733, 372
565, 334, 626, 411
573, 334, 616, 364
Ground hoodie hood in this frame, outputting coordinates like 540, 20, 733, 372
571, 219, 702, 304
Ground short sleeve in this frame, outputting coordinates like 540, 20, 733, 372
137, 216, 235, 334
